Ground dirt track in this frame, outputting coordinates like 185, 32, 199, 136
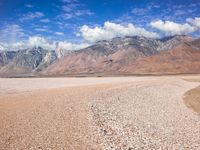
0, 76, 200, 149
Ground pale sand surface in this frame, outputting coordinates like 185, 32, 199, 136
0, 77, 158, 95
183, 85, 200, 114
0, 76, 200, 149
183, 76, 200, 114
182, 77, 200, 114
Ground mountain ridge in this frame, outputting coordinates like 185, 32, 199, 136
40, 35, 195, 76
0, 35, 199, 77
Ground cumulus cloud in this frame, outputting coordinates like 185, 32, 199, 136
0, 24, 89, 52
56, 41, 89, 51
0, 43, 8, 51
57, 42, 90, 58
55, 41, 89, 57
79, 21, 159, 42
150, 20, 196, 36
26, 37, 89, 51
0, 36, 89, 52
187, 17, 200, 28
27, 36, 56, 49
3, 36, 56, 50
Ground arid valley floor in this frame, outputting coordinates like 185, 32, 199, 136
0, 76, 200, 149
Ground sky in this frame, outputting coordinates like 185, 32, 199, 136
0, 0, 200, 50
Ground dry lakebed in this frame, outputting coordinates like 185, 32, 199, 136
0, 76, 200, 149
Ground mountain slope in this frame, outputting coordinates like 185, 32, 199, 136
0, 47, 57, 77
120, 39, 200, 75
0, 51, 16, 67
0, 35, 197, 77
40, 35, 193, 76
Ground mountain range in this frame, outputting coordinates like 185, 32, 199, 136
0, 35, 199, 77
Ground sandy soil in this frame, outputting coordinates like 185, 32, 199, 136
0, 77, 157, 95
0, 76, 200, 149
183, 83, 200, 114
182, 77, 200, 114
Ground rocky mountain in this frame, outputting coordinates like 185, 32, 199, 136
120, 39, 200, 75
40, 35, 193, 76
0, 35, 198, 77
0, 51, 16, 67
158, 35, 193, 51
0, 47, 57, 77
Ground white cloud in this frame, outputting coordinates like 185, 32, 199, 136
54, 32, 65, 36
0, 24, 26, 43
0, 43, 8, 51
131, 8, 149, 15
0, 36, 89, 53
174, 10, 186, 16
0, 36, 56, 50
187, 17, 200, 28
8, 41, 29, 50
27, 36, 89, 52
59, 0, 93, 20
35, 28, 48, 32
61, 0, 78, 3
150, 20, 196, 36
57, 41, 89, 50
27, 36, 56, 49
59, 13, 74, 20
20, 12, 44, 21
79, 21, 159, 42
25, 4, 33, 8
59, 9, 93, 20
74, 9, 93, 16
62, 3, 79, 12
56, 41, 89, 57
131, 3, 160, 16
40, 18, 50, 23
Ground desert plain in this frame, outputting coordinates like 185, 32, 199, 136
0, 76, 200, 149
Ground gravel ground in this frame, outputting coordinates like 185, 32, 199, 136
88, 78, 200, 149
0, 77, 200, 149
0, 85, 109, 150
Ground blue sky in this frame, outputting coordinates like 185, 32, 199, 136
0, 0, 200, 50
